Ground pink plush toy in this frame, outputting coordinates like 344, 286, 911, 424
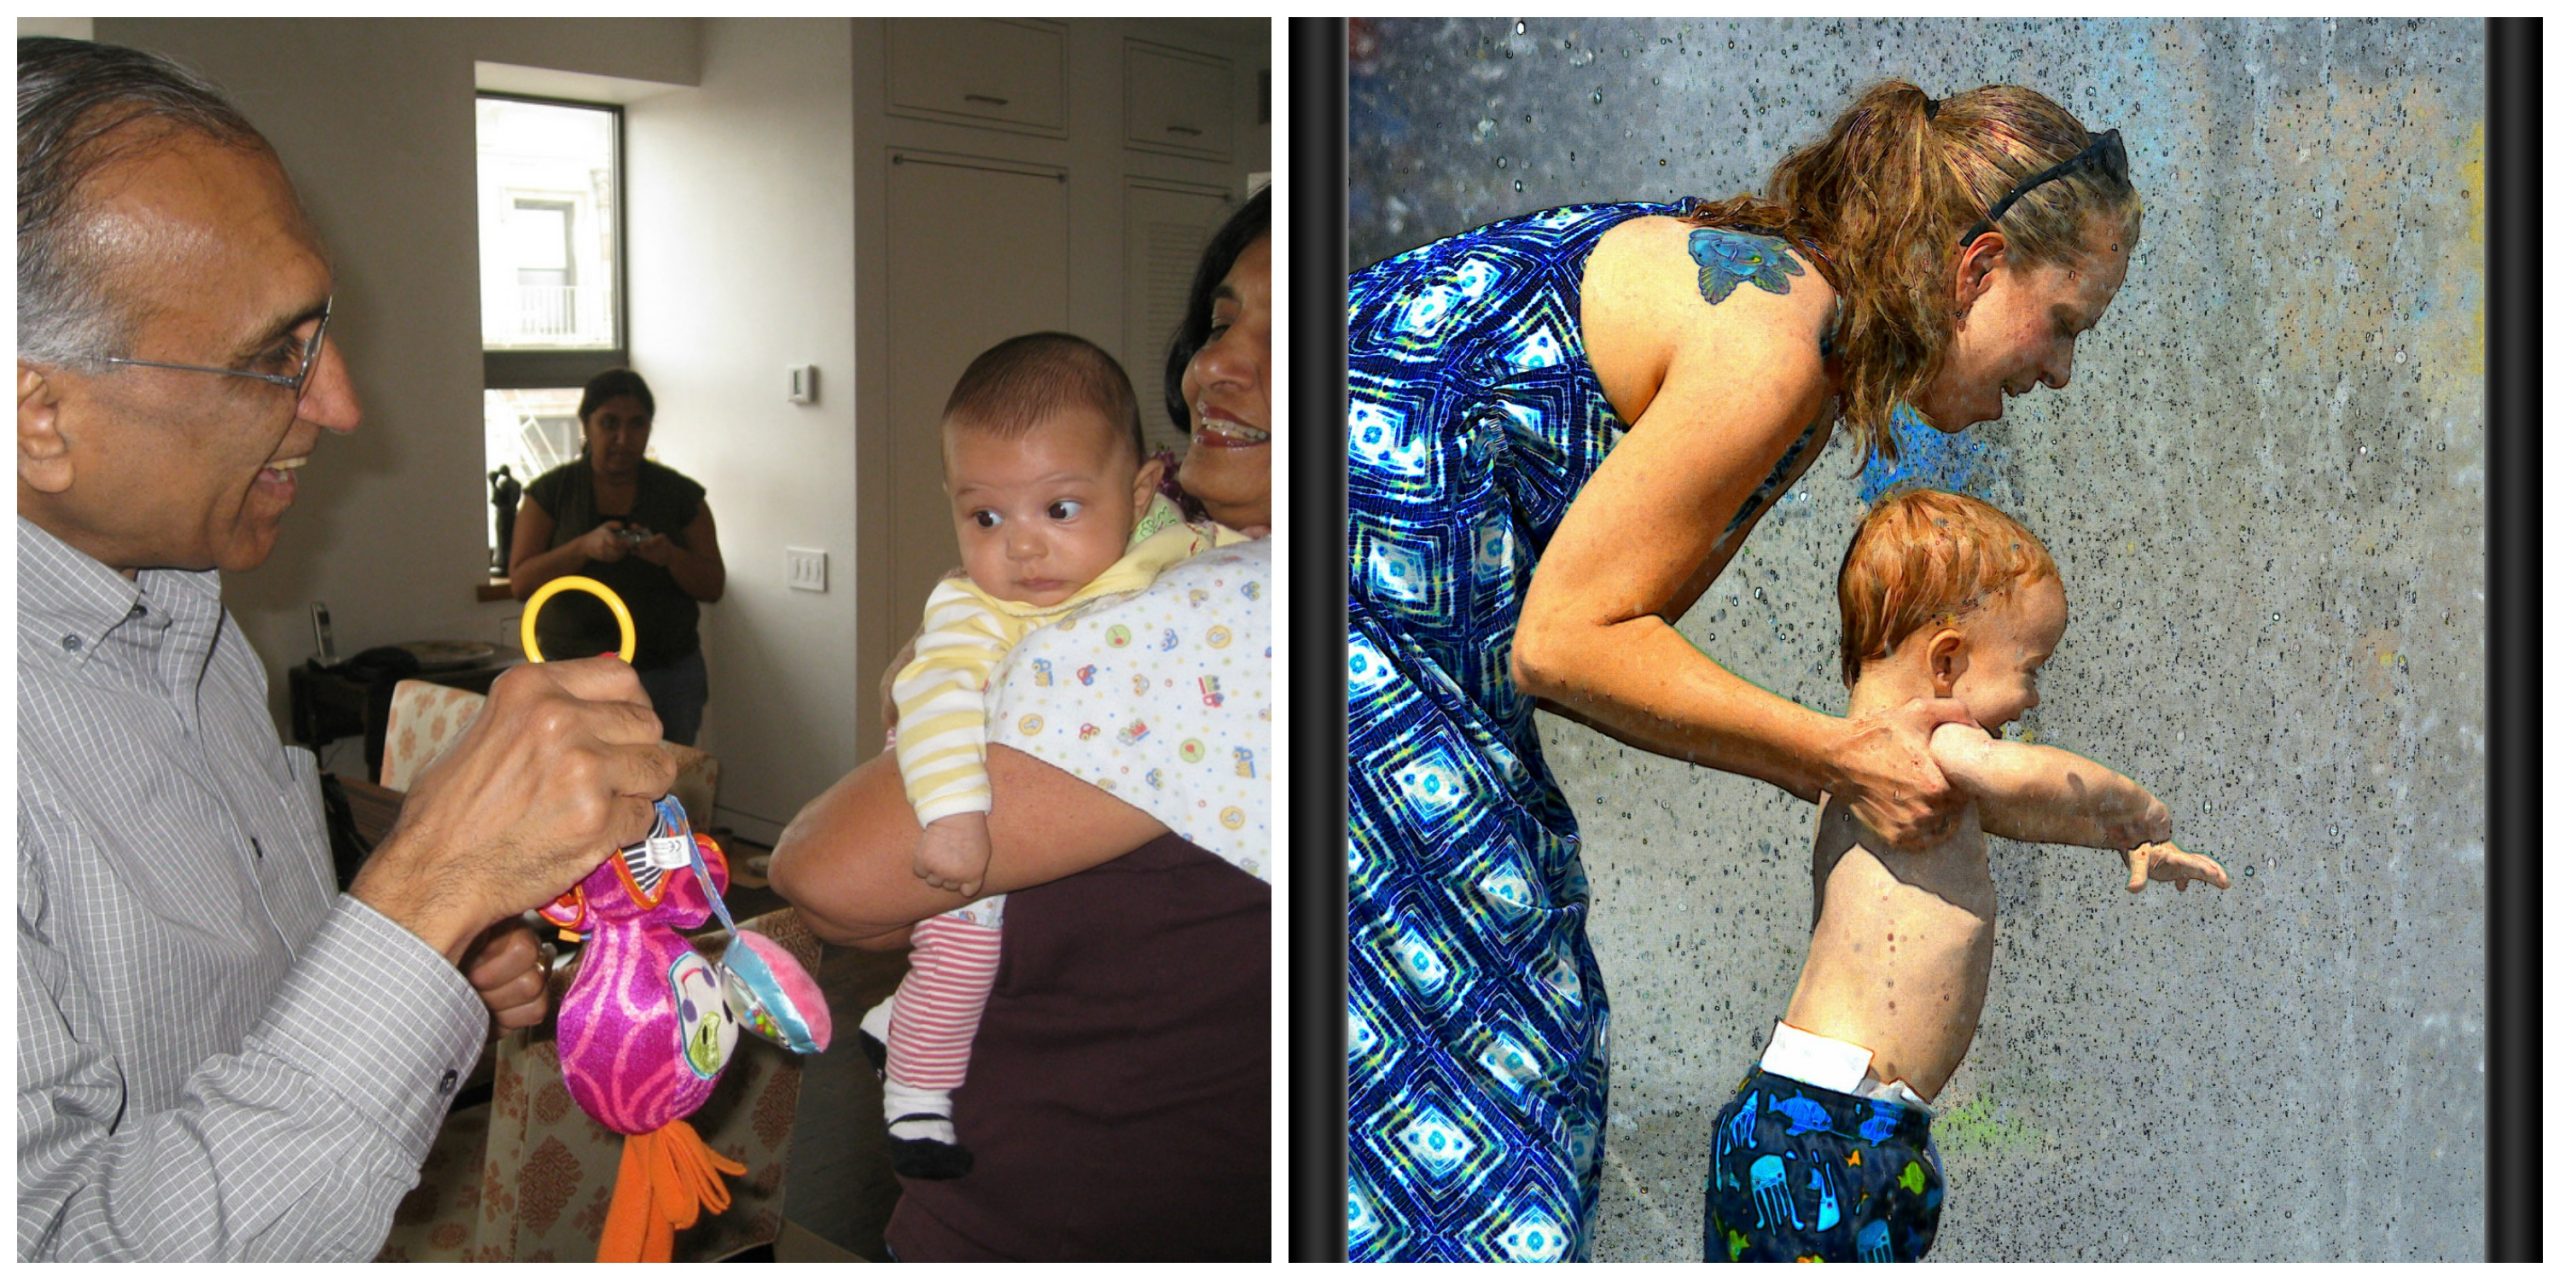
538, 798, 831, 1261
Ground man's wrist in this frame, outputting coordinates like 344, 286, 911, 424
349, 836, 481, 964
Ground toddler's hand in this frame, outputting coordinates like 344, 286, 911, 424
2124, 841, 2229, 894
2103, 795, 2172, 849
914, 812, 995, 897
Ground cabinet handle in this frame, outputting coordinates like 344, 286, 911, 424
1165, 124, 1202, 137
963, 93, 1011, 106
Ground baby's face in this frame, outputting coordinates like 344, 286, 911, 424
945, 407, 1147, 608
1949, 576, 2068, 734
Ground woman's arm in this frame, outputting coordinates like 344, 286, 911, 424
507, 494, 625, 599
632, 500, 725, 602
767, 744, 1167, 949
1513, 295, 1973, 847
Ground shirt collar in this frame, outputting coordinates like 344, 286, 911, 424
18, 517, 217, 669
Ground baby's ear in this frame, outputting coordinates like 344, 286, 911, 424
1131, 451, 1168, 504
1925, 628, 1965, 696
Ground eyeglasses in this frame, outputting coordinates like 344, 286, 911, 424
101, 297, 333, 403
1960, 130, 2127, 246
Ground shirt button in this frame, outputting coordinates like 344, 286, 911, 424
128, 604, 145, 618
60, 635, 81, 652
437, 1068, 458, 1095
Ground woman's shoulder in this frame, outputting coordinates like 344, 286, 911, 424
1007, 542, 1267, 662
1583, 217, 1840, 419
639, 458, 708, 500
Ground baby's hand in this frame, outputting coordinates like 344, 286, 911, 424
2124, 841, 2229, 894
915, 812, 994, 897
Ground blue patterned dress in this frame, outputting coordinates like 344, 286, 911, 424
1346, 201, 1686, 1261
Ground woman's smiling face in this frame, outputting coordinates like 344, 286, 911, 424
1914, 221, 2131, 433
1177, 235, 1272, 529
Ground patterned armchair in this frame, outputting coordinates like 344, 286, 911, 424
378, 678, 721, 820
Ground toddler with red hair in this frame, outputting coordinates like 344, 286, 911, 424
1703, 489, 2226, 1263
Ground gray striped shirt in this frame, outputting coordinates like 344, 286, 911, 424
17, 517, 485, 1261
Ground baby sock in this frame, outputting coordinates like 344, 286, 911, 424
881, 1079, 973, 1179
858, 996, 894, 1075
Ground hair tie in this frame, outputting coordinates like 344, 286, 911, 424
1922, 96, 1941, 121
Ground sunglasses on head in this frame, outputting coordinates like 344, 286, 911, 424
1960, 129, 2127, 246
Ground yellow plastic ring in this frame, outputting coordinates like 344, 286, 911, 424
521, 574, 637, 663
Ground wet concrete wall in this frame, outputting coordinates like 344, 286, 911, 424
1349, 17, 2484, 1262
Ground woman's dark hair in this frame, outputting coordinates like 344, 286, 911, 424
578, 367, 655, 424
1162, 185, 1271, 434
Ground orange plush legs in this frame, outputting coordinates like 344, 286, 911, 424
596, 1120, 748, 1262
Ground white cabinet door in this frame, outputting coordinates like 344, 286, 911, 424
884, 152, 1071, 629
1123, 179, 1240, 454
1124, 40, 1234, 161
886, 19, 1068, 137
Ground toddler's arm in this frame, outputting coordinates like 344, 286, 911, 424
1927, 723, 2170, 850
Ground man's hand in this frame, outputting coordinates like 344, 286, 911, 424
461, 919, 550, 1029
913, 812, 995, 897
2124, 841, 2230, 893
351, 656, 676, 962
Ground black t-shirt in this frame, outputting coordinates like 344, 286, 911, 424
522, 458, 706, 670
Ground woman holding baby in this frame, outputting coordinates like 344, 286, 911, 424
1343, 82, 2139, 1260
771, 187, 1272, 1260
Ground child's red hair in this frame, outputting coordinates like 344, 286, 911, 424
1836, 489, 2059, 686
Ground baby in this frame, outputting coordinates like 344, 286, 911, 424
1703, 489, 2227, 1263
865, 331, 1241, 1178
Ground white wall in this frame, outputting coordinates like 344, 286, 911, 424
623, 19, 860, 834
95, 18, 704, 751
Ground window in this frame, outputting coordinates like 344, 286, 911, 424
476, 94, 625, 574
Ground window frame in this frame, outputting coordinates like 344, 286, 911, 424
477, 90, 628, 391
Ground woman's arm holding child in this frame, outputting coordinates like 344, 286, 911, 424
1927, 724, 2229, 892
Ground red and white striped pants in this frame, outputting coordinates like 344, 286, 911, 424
885, 911, 1004, 1091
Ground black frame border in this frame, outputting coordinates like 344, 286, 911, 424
2483, 14, 2539, 1266
1290, 16, 2537, 1261
1286, 15, 1351, 1264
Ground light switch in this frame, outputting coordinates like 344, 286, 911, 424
786, 547, 828, 592
786, 365, 818, 405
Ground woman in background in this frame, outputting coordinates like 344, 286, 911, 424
510, 368, 725, 745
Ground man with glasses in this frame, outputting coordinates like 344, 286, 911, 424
16, 37, 678, 1260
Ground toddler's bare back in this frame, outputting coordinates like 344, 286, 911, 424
1781, 799, 1997, 1102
